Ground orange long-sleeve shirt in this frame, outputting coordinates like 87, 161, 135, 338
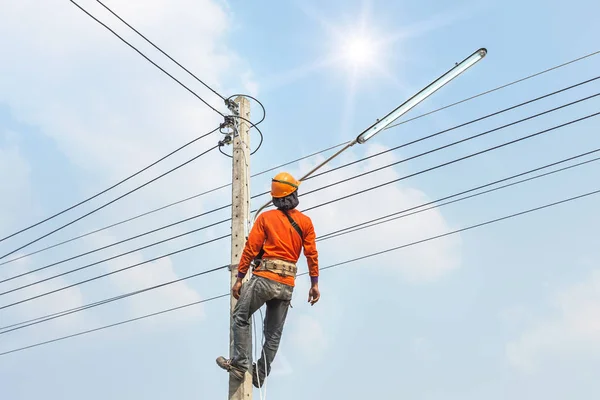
237, 209, 319, 287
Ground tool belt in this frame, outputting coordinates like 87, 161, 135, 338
257, 258, 297, 278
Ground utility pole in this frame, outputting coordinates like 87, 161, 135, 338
228, 96, 253, 399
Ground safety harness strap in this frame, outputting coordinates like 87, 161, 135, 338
281, 209, 303, 238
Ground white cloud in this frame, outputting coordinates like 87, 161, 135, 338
0, 1, 462, 361
0, 256, 88, 352
94, 232, 206, 322
287, 142, 463, 283
0, 0, 250, 345
506, 269, 600, 373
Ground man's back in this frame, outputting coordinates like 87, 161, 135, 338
239, 208, 318, 287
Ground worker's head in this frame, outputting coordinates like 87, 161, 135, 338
271, 172, 300, 210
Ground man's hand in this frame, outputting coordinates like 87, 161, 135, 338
308, 284, 320, 306
232, 278, 243, 300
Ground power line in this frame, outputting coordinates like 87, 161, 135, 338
0, 143, 220, 261
3, 146, 598, 335
95, 0, 225, 100
69, 0, 225, 117
2, 186, 599, 356
0, 220, 231, 293
315, 188, 600, 274
382, 50, 600, 131
300, 92, 600, 198
0, 293, 230, 357
0, 137, 327, 268
1, 110, 596, 308
4, 88, 588, 284
3, 75, 596, 267
0, 234, 230, 311
246, 49, 600, 181
318, 153, 600, 241
306, 76, 600, 181
1, 106, 595, 291
302, 110, 600, 213
0, 128, 218, 245
0, 265, 230, 334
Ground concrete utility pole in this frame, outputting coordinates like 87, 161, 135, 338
228, 96, 253, 399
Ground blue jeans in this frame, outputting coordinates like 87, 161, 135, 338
231, 274, 293, 382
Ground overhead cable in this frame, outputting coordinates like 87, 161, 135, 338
94, 0, 270, 139
0, 144, 220, 261
0, 233, 230, 311
300, 92, 600, 198
95, 0, 225, 100
2, 186, 599, 356
307, 76, 600, 181
302, 110, 600, 213
69, 0, 225, 117
1, 112, 597, 307
2, 88, 597, 286
0, 128, 218, 245
3, 75, 596, 266
318, 152, 600, 241
2, 146, 599, 335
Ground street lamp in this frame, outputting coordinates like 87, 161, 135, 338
253, 47, 487, 219
357, 48, 487, 144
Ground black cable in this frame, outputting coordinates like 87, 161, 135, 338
302, 110, 600, 213
69, 0, 226, 117
0, 294, 230, 357
0, 233, 230, 311
0, 263, 229, 335
0, 128, 218, 244
318, 153, 600, 241
0, 219, 231, 293
1, 111, 596, 308
383, 50, 600, 131
0, 141, 350, 268
3, 76, 593, 266
0, 144, 220, 261
3, 186, 599, 356
3, 146, 598, 335
95, 1, 271, 142
0, 293, 136, 332
299, 92, 600, 199
95, 0, 225, 100
2, 103, 596, 289
0, 211, 230, 284
225, 93, 267, 126
4, 87, 594, 286
218, 49, 600, 178
227, 77, 600, 199
95, 0, 268, 156
0, 262, 227, 334
218, 114, 265, 157
312, 188, 600, 274
307, 76, 600, 181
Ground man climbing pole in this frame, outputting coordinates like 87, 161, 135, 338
216, 171, 320, 387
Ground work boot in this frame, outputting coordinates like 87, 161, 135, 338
216, 356, 245, 380
251, 363, 265, 388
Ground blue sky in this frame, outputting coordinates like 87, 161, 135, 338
1, 0, 600, 399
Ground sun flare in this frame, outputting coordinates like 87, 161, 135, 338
341, 36, 376, 69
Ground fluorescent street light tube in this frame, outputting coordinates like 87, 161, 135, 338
356, 47, 487, 144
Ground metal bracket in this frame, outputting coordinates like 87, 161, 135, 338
225, 98, 239, 115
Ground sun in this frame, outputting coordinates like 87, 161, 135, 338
341, 36, 377, 69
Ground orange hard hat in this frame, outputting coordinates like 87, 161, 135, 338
271, 172, 300, 198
